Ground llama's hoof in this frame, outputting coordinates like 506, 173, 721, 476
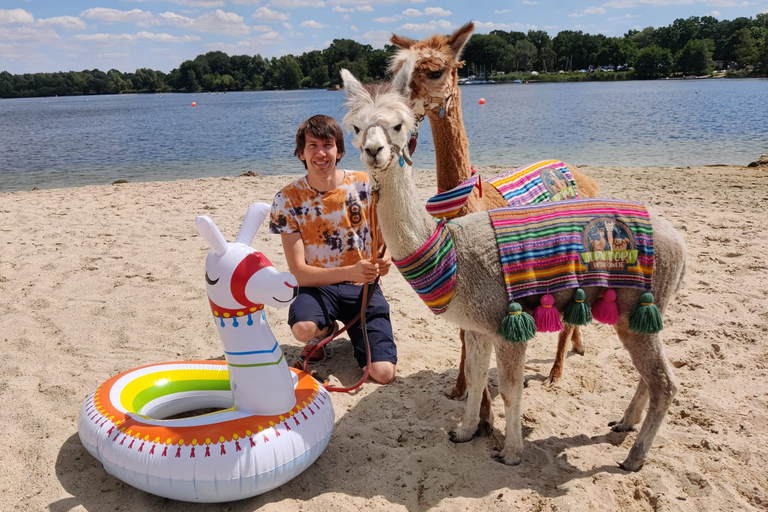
618, 458, 645, 472
608, 419, 636, 433
448, 427, 480, 444
543, 373, 560, 387
447, 386, 468, 401
492, 450, 522, 466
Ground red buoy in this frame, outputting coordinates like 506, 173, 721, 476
191, 102, 197, 107
478, 98, 485, 105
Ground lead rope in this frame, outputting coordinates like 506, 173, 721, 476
301, 190, 385, 392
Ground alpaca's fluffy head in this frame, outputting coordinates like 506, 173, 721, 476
340, 67, 415, 174
388, 22, 474, 106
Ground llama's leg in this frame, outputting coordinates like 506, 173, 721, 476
449, 330, 493, 434
491, 335, 528, 465
544, 324, 574, 386
449, 330, 494, 442
612, 321, 678, 471
608, 377, 648, 431
448, 329, 468, 400
570, 325, 585, 355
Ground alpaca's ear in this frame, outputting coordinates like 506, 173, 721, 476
448, 21, 475, 60
391, 55, 414, 99
341, 69, 365, 99
390, 33, 416, 49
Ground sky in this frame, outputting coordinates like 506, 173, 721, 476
1, 0, 766, 74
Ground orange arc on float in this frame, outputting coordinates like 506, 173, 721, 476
89, 361, 322, 447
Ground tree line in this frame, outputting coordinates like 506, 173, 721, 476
2, 13, 767, 98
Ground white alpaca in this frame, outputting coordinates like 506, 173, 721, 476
340, 65, 686, 470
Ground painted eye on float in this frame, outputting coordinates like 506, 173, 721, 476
430, 71, 444, 79
205, 272, 219, 285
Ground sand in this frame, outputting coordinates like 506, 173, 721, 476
1, 164, 767, 511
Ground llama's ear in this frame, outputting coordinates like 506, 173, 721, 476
390, 32, 416, 49
341, 69, 365, 100
391, 56, 414, 99
195, 216, 229, 256
448, 21, 475, 60
236, 202, 270, 245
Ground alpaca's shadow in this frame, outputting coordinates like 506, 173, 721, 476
52, 362, 636, 512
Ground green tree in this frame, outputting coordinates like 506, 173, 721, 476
634, 45, 673, 78
513, 39, 538, 71
308, 65, 330, 88
731, 28, 759, 68
676, 39, 715, 75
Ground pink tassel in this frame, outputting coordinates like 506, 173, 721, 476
534, 293, 563, 332
592, 288, 619, 325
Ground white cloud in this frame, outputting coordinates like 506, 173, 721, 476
333, 5, 355, 12
37, 16, 87, 30
362, 29, 393, 48
522, 1, 538, 4
282, 22, 294, 29
253, 7, 289, 21
0, 25, 60, 42
585, 6, 607, 14
710, 10, 722, 15
375, 17, 399, 22
474, 21, 529, 30
168, 0, 225, 7
495, 9, 511, 13
80, 8, 158, 27
424, 7, 451, 16
607, 12, 643, 20
398, 20, 454, 31
270, 0, 327, 7
300, 20, 328, 28
74, 31, 201, 43
230, 0, 262, 4
356, 6, 374, 12
0, 8, 35, 25
98, 52, 129, 58
569, 12, 584, 17
330, 0, 427, 5
403, 8, 422, 17
159, 9, 250, 35
351, 25, 359, 31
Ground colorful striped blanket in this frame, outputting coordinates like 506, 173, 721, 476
490, 199, 654, 301
391, 219, 457, 314
425, 160, 579, 220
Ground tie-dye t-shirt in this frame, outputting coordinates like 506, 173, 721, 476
269, 170, 374, 269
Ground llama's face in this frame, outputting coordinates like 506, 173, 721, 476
340, 69, 415, 173
389, 22, 475, 109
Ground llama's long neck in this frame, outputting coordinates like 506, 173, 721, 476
374, 160, 437, 262
426, 85, 484, 212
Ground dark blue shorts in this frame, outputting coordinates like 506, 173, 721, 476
287, 283, 397, 367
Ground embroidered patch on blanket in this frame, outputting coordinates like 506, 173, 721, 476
485, 160, 578, 206
392, 219, 457, 314
489, 199, 654, 301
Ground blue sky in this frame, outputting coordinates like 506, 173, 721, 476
1, 0, 766, 74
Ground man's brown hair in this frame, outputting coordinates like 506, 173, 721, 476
294, 114, 346, 169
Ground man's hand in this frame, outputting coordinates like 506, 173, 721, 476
350, 259, 380, 283
375, 251, 392, 276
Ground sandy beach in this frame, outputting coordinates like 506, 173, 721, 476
1, 164, 767, 511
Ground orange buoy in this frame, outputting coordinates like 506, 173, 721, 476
478, 98, 485, 105
191, 102, 197, 107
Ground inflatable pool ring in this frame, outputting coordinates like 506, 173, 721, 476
78, 203, 334, 503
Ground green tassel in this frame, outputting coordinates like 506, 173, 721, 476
562, 288, 592, 326
497, 301, 536, 343
628, 292, 663, 334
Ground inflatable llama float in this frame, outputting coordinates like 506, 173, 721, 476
78, 203, 334, 502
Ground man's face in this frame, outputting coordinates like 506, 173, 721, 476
300, 134, 338, 176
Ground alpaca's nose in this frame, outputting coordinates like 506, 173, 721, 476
365, 145, 382, 158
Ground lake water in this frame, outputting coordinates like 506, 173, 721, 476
1, 78, 766, 192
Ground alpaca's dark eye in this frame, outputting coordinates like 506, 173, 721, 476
430, 70, 443, 79
394, 124, 402, 132
354, 126, 360, 134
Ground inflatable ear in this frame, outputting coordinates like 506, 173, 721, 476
195, 215, 228, 256
236, 202, 271, 245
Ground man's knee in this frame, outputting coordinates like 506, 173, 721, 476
368, 361, 396, 384
291, 321, 319, 343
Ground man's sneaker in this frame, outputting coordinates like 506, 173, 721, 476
299, 323, 337, 364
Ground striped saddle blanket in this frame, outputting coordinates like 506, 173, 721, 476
426, 160, 579, 219
490, 199, 655, 301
